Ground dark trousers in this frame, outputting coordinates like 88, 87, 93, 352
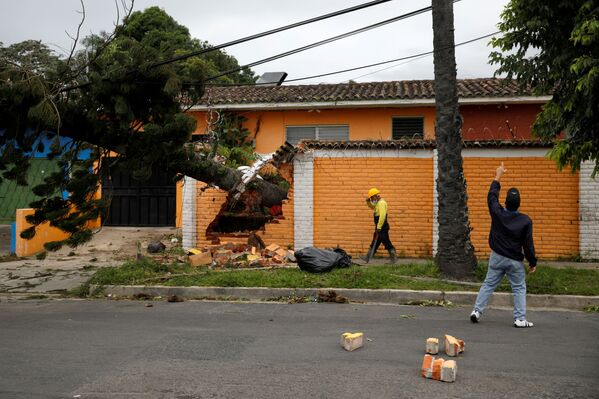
369, 224, 395, 253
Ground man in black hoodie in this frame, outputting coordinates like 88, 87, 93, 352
470, 162, 537, 328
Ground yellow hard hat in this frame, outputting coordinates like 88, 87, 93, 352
368, 188, 380, 198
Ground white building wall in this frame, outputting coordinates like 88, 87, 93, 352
579, 161, 599, 259
181, 176, 197, 251
432, 149, 439, 256
293, 153, 314, 250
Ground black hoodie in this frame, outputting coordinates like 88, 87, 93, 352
488, 181, 537, 266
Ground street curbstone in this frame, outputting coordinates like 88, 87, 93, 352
93, 285, 599, 311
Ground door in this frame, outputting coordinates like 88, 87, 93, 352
102, 165, 176, 226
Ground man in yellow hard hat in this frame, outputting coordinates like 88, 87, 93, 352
362, 188, 397, 263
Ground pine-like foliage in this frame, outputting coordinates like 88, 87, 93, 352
0, 8, 287, 250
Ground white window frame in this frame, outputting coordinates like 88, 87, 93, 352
285, 124, 349, 144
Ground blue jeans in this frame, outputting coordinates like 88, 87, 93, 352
474, 251, 527, 320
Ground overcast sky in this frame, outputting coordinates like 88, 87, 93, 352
0, 0, 511, 84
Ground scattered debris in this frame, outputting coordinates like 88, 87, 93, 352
405, 299, 455, 308
441, 360, 457, 382
421, 354, 457, 382
341, 332, 364, 351
183, 241, 298, 269
147, 241, 166, 253
444, 334, 465, 357
426, 337, 439, 355
318, 290, 348, 303
167, 295, 184, 302
399, 314, 415, 319
145, 303, 153, 308
132, 293, 153, 300
189, 251, 213, 267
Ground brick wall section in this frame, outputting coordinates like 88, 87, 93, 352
463, 156, 579, 259
195, 184, 228, 248
193, 183, 294, 250
313, 156, 434, 257
258, 187, 294, 248
579, 161, 599, 259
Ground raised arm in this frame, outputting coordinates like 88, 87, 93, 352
488, 162, 506, 216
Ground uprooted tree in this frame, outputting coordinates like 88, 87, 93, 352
0, 6, 287, 250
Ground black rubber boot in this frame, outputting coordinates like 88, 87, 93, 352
388, 248, 397, 264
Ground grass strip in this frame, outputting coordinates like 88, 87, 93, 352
88, 258, 599, 296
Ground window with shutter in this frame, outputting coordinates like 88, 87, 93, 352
286, 125, 349, 144
392, 117, 424, 139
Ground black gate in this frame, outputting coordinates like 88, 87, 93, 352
102, 166, 176, 226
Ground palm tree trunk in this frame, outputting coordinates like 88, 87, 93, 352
432, 0, 477, 278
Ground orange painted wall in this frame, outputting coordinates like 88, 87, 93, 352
313, 157, 434, 257
190, 108, 436, 153
15, 208, 70, 257
463, 158, 579, 259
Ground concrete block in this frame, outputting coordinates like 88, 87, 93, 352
421, 354, 434, 378
340, 332, 364, 351
444, 334, 465, 357
432, 358, 444, 381
440, 360, 457, 383
426, 337, 439, 355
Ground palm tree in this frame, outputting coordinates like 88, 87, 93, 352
432, 0, 477, 278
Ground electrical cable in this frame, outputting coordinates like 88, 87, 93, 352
152, 0, 394, 68
60, 0, 393, 92
204, 4, 440, 82
206, 31, 498, 86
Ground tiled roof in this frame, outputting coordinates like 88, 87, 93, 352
298, 139, 553, 150
201, 78, 541, 106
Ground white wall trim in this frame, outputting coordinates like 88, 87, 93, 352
432, 149, 439, 257
182, 176, 197, 251
579, 161, 599, 259
462, 148, 550, 158
189, 96, 551, 111
293, 153, 314, 250
312, 149, 434, 159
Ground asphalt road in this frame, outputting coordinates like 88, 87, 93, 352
0, 299, 597, 399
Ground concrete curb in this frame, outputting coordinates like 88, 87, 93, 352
95, 285, 599, 312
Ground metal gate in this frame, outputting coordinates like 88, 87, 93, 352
102, 166, 176, 226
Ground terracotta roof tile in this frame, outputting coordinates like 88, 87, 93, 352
298, 139, 553, 151
201, 78, 538, 106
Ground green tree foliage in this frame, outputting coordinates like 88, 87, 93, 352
0, 7, 284, 251
491, 0, 599, 176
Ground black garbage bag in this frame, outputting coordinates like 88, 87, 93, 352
294, 247, 352, 273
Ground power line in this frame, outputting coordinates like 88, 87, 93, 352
347, 31, 498, 81
207, 31, 498, 86
61, 0, 393, 92
152, 0, 394, 68
205, 4, 440, 82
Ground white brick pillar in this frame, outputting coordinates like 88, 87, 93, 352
579, 161, 599, 259
293, 152, 314, 250
182, 176, 197, 251
432, 149, 439, 256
